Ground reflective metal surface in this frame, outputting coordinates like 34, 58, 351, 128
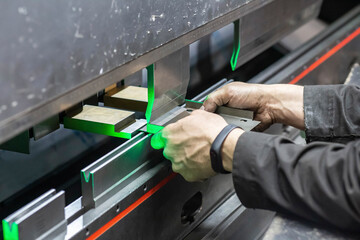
0, 0, 323, 145
345, 62, 360, 84
67, 161, 237, 240
81, 133, 159, 209
0, 0, 271, 144
185, 100, 260, 131
184, 194, 275, 240
1, 1, 330, 239
149, 47, 190, 122
3, 189, 66, 240
265, 11, 360, 86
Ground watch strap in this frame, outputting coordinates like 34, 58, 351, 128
210, 124, 239, 174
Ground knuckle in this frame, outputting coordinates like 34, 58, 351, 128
172, 163, 182, 173
226, 85, 237, 98
163, 148, 172, 160
184, 175, 196, 182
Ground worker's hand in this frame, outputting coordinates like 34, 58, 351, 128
202, 82, 304, 131
161, 110, 243, 182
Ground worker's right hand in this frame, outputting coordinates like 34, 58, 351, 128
202, 82, 305, 131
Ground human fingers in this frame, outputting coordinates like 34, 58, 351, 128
202, 86, 231, 112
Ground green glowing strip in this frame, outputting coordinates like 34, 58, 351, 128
145, 64, 155, 123
145, 124, 165, 149
146, 124, 164, 134
81, 171, 94, 189
185, 99, 203, 104
150, 131, 165, 150
82, 171, 92, 183
230, 20, 241, 71
2, 220, 19, 240
63, 117, 132, 139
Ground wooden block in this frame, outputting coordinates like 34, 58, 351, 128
63, 105, 136, 139
104, 86, 148, 112
112, 86, 147, 101
71, 105, 135, 131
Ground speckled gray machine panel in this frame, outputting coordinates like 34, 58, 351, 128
0, 0, 265, 144
0, 0, 323, 144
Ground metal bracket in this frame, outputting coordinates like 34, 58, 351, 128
81, 133, 161, 209
185, 100, 260, 131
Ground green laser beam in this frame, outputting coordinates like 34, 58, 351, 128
81, 171, 94, 190
230, 20, 241, 71
150, 131, 165, 150
145, 64, 155, 123
146, 124, 164, 134
186, 99, 203, 104
82, 171, 92, 183
2, 220, 19, 240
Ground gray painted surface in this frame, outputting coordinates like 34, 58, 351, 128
0, 0, 251, 124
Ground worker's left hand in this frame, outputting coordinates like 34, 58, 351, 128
161, 110, 243, 182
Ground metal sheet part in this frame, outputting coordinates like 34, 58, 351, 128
148, 47, 190, 122
185, 100, 260, 131
185, 100, 254, 119
0, 0, 322, 145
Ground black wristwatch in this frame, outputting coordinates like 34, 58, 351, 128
210, 124, 240, 174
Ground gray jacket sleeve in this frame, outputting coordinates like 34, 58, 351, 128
232, 85, 360, 232
304, 85, 360, 143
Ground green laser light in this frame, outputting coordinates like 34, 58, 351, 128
2, 220, 19, 240
230, 19, 241, 71
151, 132, 165, 150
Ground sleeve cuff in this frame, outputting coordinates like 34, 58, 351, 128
304, 85, 334, 141
232, 131, 276, 209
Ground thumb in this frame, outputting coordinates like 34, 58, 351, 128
150, 131, 166, 150
202, 87, 229, 112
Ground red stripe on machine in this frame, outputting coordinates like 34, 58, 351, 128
289, 26, 360, 85
87, 172, 177, 240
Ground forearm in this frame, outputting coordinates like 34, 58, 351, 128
221, 128, 243, 172
233, 132, 360, 232
263, 84, 304, 129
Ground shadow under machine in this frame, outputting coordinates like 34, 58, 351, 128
2, 0, 360, 239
